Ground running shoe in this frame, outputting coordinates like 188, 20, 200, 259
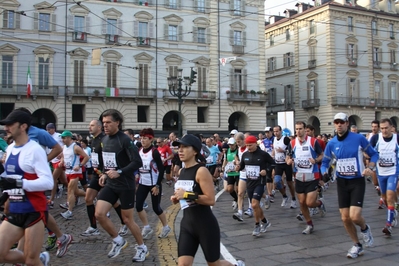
244, 208, 253, 217
81, 226, 100, 236
108, 239, 128, 258
233, 212, 244, 222
260, 220, 271, 233
158, 225, 171, 238
264, 196, 271, 210
59, 202, 69, 210
318, 198, 326, 217
47, 200, 54, 209
60, 210, 73, 220
236, 260, 246, 266
379, 198, 386, 209
302, 225, 314, 235
143, 202, 149, 209
132, 245, 149, 262
392, 211, 398, 227
281, 197, 288, 207
375, 186, 381, 196
45, 235, 57, 251
382, 226, 392, 236
296, 213, 304, 221
232, 201, 238, 211
269, 195, 275, 203
39, 251, 50, 266
360, 224, 374, 247
166, 180, 172, 186
56, 234, 73, 258
346, 245, 364, 258
252, 224, 261, 236
118, 225, 128, 236
290, 200, 297, 209
141, 226, 154, 240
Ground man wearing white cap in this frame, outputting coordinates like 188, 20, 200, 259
321, 112, 378, 259
230, 129, 238, 136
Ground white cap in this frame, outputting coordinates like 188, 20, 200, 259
264, 126, 271, 132
134, 134, 140, 138
227, 137, 236, 145
333, 113, 348, 122
230, 129, 238, 135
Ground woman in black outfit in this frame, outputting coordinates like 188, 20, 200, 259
171, 134, 245, 266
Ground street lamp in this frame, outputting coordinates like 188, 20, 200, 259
168, 68, 191, 137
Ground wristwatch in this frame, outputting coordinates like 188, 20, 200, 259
79, 164, 83, 167
368, 166, 376, 171
117, 169, 122, 174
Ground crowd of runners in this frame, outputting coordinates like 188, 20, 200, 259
0, 109, 398, 265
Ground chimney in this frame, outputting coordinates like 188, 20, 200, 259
269, 15, 286, 24
296, 2, 314, 13
283, 9, 298, 18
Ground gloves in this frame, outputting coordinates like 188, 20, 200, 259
0, 177, 22, 190
322, 173, 330, 183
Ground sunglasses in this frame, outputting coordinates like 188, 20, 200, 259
334, 120, 346, 125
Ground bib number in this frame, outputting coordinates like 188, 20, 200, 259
379, 152, 396, 167
245, 165, 260, 180
336, 158, 358, 176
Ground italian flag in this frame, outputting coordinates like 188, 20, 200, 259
26, 66, 32, 98
106, 87, 119, 97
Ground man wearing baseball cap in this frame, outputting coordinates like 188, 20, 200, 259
260, 126, 275, 204
321, 112, 378, 258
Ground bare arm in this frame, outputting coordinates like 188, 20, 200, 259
47, 143, 62, 162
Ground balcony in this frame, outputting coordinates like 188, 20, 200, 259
232, 45, 244, 55
308, 59, 316, 69
227, 91, 267, 105
72, 31, 87, 42
162, 90, 216, 103
105, 34, 119, 44
391, 63, 398, 71
302, 98, 320, 109
137, 37, 151, 46
373, 60, 381, 69
348, 58, 357, 66
331, 96, 399, 109
1, 84, 59, 100
67, 86, 156, 102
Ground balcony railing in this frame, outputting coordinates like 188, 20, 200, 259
227, 92, 267, 105
308, 59, 316, 69
391, 63, 398, 71
137, 37, 151, 46
348, 58, 357, 66
331, 96, 399, 108
105, 34, 119, 44
72, 31, 87, 42
1, 84, 59, 100
232, 45, 244, 55
373, 60, 381, 68
162, 90, 216, 102
302, 98, 320, 109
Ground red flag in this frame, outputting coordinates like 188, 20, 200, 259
26, 66, 32, 98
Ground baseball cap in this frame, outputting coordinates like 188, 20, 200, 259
0, 110, 31, 127
230, 129, 238, 135
46, 123, 56, 129
172, 134, 202, 152
333, 112, 348, 122
264, 126, 271, 132
245, 135, 258, 144
134, 134, 140, 138
227, 137, 236, 145
60, 130, 73, 138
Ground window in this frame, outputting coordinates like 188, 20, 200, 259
39, 13, 51, 31
233, 69, 243, 90
107, 18, 117, 35
138, 63, 149, 95
309, 20, 315, 35
38, 57, 49, 90
107, 62, 117, 88
168, 25, 177, 41
374, 80, 383, 100
348, 77, 359, 100
2, 55, 13, 89
284, 52, 294, 67
391, 50, 396, 64
139, 22, 148, 37
137, 106, 148, 122
197, 0, 205, 12
267, 57, 276, 71
234, 0, 242, 16
348, 16, 353, 32
73, 60, 84, 94
285, 85, 293, 107
74, 16, 84, 32
390, 81, 397, 100
169, 0, 177, 9
388, 0, 393, 12
268, 88, 276, 105
197, 107, 206, 123
234, 31, 242, 45
373, 47, 382, 67
197, 66, 207, 91
307, 80, 317, 100
371, 20, 377, 36
197, 27, 206, 43
72, 105, 84, 122
389, 24, 394, 39
286, 29, 290, 41
3, 10, 16, 29
309, 45, 316, 61
270, 34, 274, 46
371, 0, 377, 8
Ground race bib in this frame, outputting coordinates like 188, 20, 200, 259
336, 157, 358, 176
225, 162, 235, 172
175, 180, 196, 210
91, 152, 99, 168
295, 156, 312, 173
206, 156, 213, 164
246, 165, 260, 180
275, 153, 285, 163
102, 152, 117, 170
7, 188, 26, 203
379, 152, 396, 167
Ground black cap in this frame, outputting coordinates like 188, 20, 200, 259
172, 134, 202, 152
0, 110, 31, 126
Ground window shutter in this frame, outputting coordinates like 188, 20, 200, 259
85, 16, 90, 33
164, 24, 168, 39
178, 25, 183, 41
267, 58, 271, 71
307, 81, 310, 99
102, 20, 107, 34
177, 0, 182, 9
229, 30, 233, 45
291, 53, 294, 65
314, 80, 318, 99
117, 19, 122, 36
168, 66, 173, 77
3, 11, 8, 28
193, 0, 198, 11
15, 12, 20, 29
165, 0, 169, 8
242, 31, 246, 46
241, 0, 246, 16
51, 14, 56, 31
346, 44, 350, 59
139, 63, 143, 89
205, 0, 211, 13
198, 66, 202, 91
378, 48, 382, 63
193, 26, 197, 42
144, 64, 148, 90
134, 21, 139, 36
74, 60, 79, 88
356, 79, 360, 98
68, 15, 74, 31
149, 22, 154, 38
202, 67, 207, 91
283, 54, 287, 68
34, 12, 38, 30
112, 63, 117, 88
230, 68, 234, 90
229, 0, 234, 15
206, 28, 211, 44
79, 60, 84, 89
107, 62, 111, 87
243, 69, 247, 90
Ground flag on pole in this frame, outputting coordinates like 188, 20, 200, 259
26, 66, 32, 98
106, 87, 119, 97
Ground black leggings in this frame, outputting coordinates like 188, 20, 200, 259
135, 184, 163, 215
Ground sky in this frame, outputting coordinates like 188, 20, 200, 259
264, 0, 302, 19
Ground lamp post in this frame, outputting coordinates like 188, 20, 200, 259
168, 69, 191, 137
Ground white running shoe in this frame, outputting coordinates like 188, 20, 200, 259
346, 245, 364, 258
107, 239, 128, 258
281, 197, 288, 207
141, 226, 154, 240
132, 245, 149, 262
158, 225, 171, 238
302, 225, 313, 235
244, 208, 253, 217
81, 226, 100, 236
290, 200, 297, 209
361, 225, 374, 247
118, 225, 128, 236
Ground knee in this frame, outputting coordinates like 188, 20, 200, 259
251, 200, 259, 209
226, 186, 233, 193
341, 214, 351, 223
85, 194, 94, 205
95, 211, 106, 222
